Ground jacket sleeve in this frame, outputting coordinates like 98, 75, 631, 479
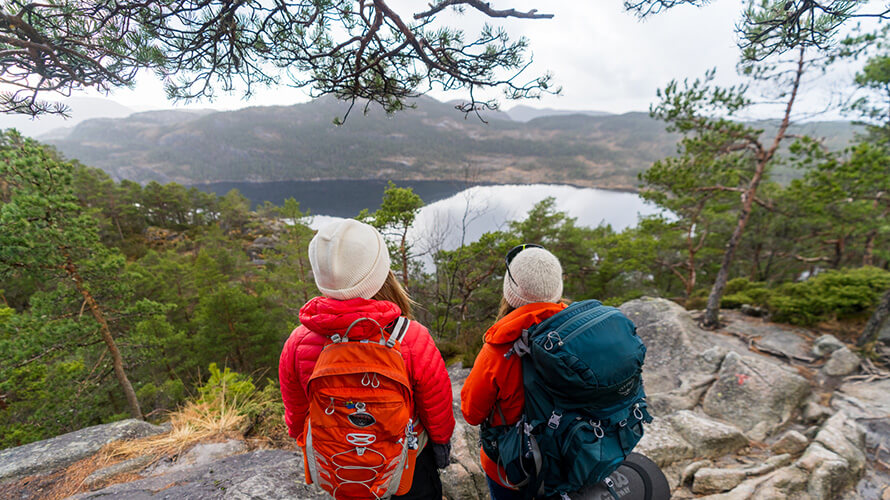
460, 345, 500, 426
404, 323, 455, 444
279, 328, 310, 444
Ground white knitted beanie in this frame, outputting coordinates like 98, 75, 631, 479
309, 219, 391, 300
503, 247, 564, 308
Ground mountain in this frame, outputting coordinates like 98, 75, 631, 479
504, 104, 613, 122
45, 96, 861, 189
1, 97, 135, 138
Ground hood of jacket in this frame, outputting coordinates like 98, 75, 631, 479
299, 296, 401, 340
483, 301, 567, 345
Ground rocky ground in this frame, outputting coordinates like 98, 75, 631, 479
1, 297, 888, 499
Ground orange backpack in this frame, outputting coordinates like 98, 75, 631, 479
303, 317, 426, 499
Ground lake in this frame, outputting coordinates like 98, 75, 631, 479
193, 180, 662, 249
191, 179, 476, 217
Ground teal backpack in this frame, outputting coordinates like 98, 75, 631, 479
480, 300, 652, 500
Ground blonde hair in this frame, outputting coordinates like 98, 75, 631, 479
372, 271, 416, 320
495, 296, 515, 322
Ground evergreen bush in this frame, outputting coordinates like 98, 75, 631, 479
769, 267, 890, 325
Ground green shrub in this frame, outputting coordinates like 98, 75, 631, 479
682, 287, 709, 310
435, 340, 463, 365
137, 379, 187, 415
198, 363, 257, 403
724, 278, 753, 296
460, 333, 485, 369
722, 280, 771, 309
603, 290, 645, 307
768, 267, 890, 325
194, 363, 284, 437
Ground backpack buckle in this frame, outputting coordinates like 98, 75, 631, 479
590, 420, 605, 439
633, 403, 645, 421
543, 331, 563, 351
547, 411, 562, 430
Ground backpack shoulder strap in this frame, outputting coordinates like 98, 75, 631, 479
385, 317, 411, 347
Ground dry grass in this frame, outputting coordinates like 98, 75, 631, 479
4, 368, 289, 500
107, 399, 247, 462
22, 453, 106, 500
7, 397, 256, 500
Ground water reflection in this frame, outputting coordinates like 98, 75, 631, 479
308, 184, 662, 251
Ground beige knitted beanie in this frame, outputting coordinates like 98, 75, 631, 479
503, 247, 564, 308
309, 219, 391, 300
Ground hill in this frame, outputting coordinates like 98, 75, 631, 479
44, 96, 861, 189
504, 104, 613, 121
2, 97, 135, 138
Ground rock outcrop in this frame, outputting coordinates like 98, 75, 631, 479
0, 419, 166, 481
70, 449, 327, 499
701, 351, 810, 436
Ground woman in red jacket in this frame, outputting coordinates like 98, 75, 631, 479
279, 219, 455, 499
461, 244, 566, 500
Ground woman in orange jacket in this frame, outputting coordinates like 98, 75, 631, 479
460, 244, 566, 500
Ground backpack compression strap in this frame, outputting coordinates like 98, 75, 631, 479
505, 329, 532, 359
334, 317, 411, 346
385, 317, 411, 347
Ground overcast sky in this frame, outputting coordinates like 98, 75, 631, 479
3, 0, 884, 123
89, 1, 748, 114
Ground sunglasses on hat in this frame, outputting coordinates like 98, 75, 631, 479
505, 243, 545, 286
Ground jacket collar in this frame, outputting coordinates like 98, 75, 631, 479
483, 302, 567, 345
299, 296, 401, 340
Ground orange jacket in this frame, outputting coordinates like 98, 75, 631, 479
460, 301, 567, 487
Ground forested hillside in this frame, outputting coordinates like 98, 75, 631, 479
44, 96, 859, 189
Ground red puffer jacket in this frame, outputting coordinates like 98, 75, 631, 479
279, 296, 455, 446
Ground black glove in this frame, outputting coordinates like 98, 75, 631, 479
431, 442, 452, 469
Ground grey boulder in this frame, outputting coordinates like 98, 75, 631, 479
822, 347, 860, 377
666, 411, 749, 458
620, 297, 725, 396
692, 467, 746, 494
701, 351, 810, 434
147, 439, 248, 476
0, 419, 166, 481
770, 430, 809, 456
812, 335, 845, 358
70, 449, 328, 499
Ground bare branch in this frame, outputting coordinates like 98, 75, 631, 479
414, 0, 553, 20
1, 0, 556, 118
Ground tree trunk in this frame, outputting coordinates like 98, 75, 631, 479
832, 235, 845, 268
858, 288, 890, 346
763, 250, 775, 282
64, 258, 143, 419
750, 242, 762, 280
863, 230, 877, 267
684, 223, 698, 298
702, 47, 805, 328
685, 264, 696, 298
703, 199, 755, 327
400, 229, 409, 286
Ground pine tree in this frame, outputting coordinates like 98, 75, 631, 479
0, 131, 143, 419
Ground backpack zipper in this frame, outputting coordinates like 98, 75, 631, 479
528, 300, 602, 336
560, 417, 597, 456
